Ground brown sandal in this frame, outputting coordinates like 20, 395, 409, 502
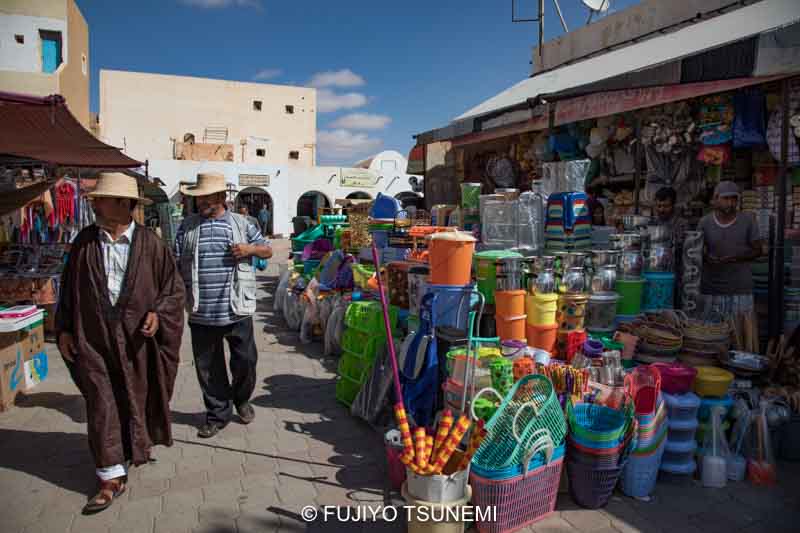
82, 477, 126, 515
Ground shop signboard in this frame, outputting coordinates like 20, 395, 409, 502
340, 168, 376, 188
239, 174, 270, 187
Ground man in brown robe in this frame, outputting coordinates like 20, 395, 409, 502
56, 173, 185, 514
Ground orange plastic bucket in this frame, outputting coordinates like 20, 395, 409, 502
495, 290, 526, 316
526, 322, 558, 353
427, 231, 476, 286
496, 314, 526, 341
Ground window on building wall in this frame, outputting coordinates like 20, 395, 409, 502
285, 105, 295, 114
14, 35, 24, 44
289, 151, 300, 160
81, 54, 87, 76
39, 30, 63, 74
256, 148, 266, 157
253, 100, 262, 111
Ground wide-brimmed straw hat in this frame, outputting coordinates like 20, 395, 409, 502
180, 172, 228, 197
87, 172, 152, 205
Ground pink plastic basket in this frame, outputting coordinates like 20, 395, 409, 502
470, 457, 563, 533
624, 366, 661, 416
651, 362, 697, 394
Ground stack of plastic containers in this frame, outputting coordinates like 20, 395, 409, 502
621, 394, 668, 497
544, 192, 592, 252
660, 391, 701, 476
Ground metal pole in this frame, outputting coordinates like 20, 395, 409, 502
633, 116, 642, 215
770, 77, 790, 340
76, 168, 81, 228
538, 0, 545, 60
552, 0, 568, 32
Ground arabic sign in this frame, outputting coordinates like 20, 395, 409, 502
238, 174, 270, 187
340, 168, 376, 188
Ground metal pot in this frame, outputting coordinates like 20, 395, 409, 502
644, 224, 672, 244
591, 250, 620, 268
563, 252, 588, 270
495, 256, 524, 275
532, 255, 555, 273
535, 269, 556, 294
496, 272, 523, 291
621, 215, 651, 230
619, 251, 643, 279
563, 267, 586, 293
644, 244, 674, 272
591, 265, 617, 293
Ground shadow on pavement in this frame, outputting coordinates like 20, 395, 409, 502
0, 428, 96, 496
14, 391, 87, 423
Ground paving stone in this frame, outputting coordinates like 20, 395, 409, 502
197, 502, 240, 523
242, 455, 279, 476
118, 495, 163, 521
532, 514, 580, 533
154, 512, 198, 533
235, 507, 282, 533
163, 488, 204, 515
169, 471, 209, 492
560, 509, 613, 532
174, 456, 213, 475
207, 464, 245, 484
70, 505, 121, 533
108, 515, 154, 533
137, 461, 176, 482
23, 515, 74, 533
129, 478, 170, 501
202, 479, 244, 504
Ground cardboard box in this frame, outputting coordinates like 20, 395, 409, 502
0, 322, 47, 411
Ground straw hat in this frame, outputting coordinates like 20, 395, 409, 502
87, 172, 152, 205
180, 172, 227, 197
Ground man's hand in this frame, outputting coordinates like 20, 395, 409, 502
58, 332, 77, 363
141, 312, 159, 338
231, 243, 252, 260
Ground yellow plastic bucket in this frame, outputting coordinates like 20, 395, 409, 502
403, 482, 472, 533
526, 292, 559, 326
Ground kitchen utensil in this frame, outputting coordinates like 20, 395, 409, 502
619, 251, 643, 279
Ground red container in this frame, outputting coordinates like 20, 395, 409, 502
651, 362, 697, 395
624, 366, 661, 416
385, 444, 407, 490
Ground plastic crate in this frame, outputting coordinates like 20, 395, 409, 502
337, 352, 373, 382
341, 328, 383, 359
344, 301, 398, 335
557, 329, 587, 363
335, 374, 363, 407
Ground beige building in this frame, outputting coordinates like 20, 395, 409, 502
0, 0, 90, 128
99, 70, 317, 167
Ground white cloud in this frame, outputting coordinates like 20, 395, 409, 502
329, 113, 391, 130
253, 68, 282, 81
309, 69, 365, 88
318, 129, 382, 161
178, 0, 262, 8
316, 89, 368, 113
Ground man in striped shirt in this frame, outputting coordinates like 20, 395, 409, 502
175, 173, 272, 438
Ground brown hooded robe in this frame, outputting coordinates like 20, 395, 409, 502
56, 224, 185, 469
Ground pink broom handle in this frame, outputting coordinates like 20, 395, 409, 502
371, 242, 403, 401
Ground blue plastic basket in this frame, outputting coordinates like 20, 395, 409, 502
621, 438, 666, 498
568, 401, 630, 443
471, 443, 565, 481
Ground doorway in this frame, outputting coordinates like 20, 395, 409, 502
236, 187, 273, 236
296, 190, 330, 222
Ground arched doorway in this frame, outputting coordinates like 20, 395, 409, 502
346, 191, 372, 200
296, 190, 330, 221
236, 187, 273, 236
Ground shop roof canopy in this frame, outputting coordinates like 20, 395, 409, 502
415, 0, 800, 144
0, 92, 141, 168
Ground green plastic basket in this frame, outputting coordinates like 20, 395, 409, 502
472, 374, 566, 471
335, 374, 363, 407
337, 352, 373, 382
341, 328, 383, 359
344, 301, 398, 335
567, 400, 634, 444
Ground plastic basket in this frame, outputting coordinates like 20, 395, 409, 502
621, 438, 666, 498
341, 328, 383, 358
344, 301, 398, 335
473, 375, 567, 471
651, 362, 697, 395
566, 460, 625, 509
471, 443, 565, 481
335, 374, 362, 406
470, 457, 563, 533
337, 352, 372, 383
662, 391, 701, 422
624, 366, 661, 416
568, 401, 630, 443
666, 419, 699, 444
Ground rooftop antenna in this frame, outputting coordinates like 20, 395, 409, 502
513, 1, 570, 60
583, 0, 611, 25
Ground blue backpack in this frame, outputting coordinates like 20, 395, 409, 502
400, 293, 439, 428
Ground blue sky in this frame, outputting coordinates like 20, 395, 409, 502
77, 0, 638, 165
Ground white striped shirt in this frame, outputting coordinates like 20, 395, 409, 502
99, 221, 135, 306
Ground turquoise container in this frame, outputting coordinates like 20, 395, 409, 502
642, 272, 675, 311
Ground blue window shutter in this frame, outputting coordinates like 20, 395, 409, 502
42, 39, 57, 73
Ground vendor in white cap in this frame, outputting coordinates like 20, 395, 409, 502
697, 180, 764, 318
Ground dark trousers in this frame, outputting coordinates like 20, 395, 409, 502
189, 317, 258, 424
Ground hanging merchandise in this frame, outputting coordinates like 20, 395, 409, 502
399, 293, 440, 428
766, 78, 800, 165
697, 94, 734, 146
485, 155, 518, 189
733, 87, 767, 148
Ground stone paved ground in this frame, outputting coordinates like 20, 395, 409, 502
1, 239, 799, 533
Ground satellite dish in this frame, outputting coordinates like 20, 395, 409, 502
582, 0, 610, 12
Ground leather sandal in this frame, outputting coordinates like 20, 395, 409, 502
82, 477, 127, 515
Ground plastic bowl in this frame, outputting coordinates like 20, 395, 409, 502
693, 366, 734, 398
